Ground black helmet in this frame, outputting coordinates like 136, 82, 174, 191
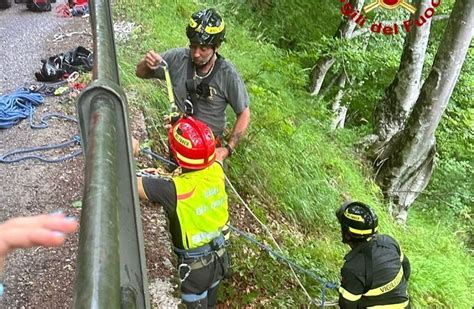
336, 201, 378, 241
186, 8, 225, 47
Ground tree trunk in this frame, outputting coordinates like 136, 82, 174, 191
309, 0, 364, 96
309, 56, 337, 96
373, 0, 433, 143
331, 71, 348, 130
375, 0, 474, 222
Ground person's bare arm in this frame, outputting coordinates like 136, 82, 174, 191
136, 50, 162, 79
137, 177, 149, 200
228, 106, 250, 149
216, 106, 250, 161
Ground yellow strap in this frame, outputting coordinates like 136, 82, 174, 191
364, 266, 404, 296
339, 286, 362, 301
163, 66, 174, 105
367, 300, 409, 309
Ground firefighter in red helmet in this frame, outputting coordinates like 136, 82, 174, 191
135, 117, 230, 308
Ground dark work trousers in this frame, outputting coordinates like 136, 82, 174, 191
178, 250, 230, 309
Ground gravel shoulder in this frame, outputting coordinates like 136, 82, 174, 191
0, 3, 87, 308
0, 3, 178, 308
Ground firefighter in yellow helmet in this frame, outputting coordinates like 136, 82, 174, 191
336, 201, 411, 308
136, 8, 250, 161
135, 117, 229, 308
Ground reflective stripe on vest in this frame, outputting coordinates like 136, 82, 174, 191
174, 162, 228, 249
363, 266, 404, 296
339, 286, 362, 301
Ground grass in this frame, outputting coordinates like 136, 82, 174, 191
114, 0, 473, 307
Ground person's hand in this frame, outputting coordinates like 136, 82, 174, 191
132, 137, 140, 157
145, 50, 162, 70
143, 168, 161, 175
0, 213, 79, 272
215, 147, 230, 163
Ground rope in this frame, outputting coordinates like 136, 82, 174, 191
0, 88, 83, 163
140, 147, 178, 171
113, 21, 136, 43
225, 175, 316, 303
225, 176, 339, 307
54, 3, 72, 18
0, 136, 82, 163
227, 225, 339, 290
30, 112, 79, 129
0, 89, 44, 129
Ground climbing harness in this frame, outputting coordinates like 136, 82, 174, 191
175, 235, 227, 283
185, 53, 223, 110
28, 80, 69, 96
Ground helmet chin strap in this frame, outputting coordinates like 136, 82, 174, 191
193, 49, 216, 69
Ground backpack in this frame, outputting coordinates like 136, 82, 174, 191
27, 0, 52, 12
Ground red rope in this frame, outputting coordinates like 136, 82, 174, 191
55, 3, 71, 18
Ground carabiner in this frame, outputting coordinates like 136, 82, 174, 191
178, 263, 192, 283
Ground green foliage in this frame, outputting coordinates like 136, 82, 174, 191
406, 211, 473, 307
114, 0, 473, 307
219, 0, 341, 50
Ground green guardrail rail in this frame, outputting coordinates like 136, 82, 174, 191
73, 0, 150, 308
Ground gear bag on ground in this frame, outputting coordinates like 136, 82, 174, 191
15, 0, 53, 11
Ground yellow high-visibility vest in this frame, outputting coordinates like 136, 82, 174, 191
174, 162, 229, 249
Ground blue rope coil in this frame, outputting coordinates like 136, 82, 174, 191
0, 88, 83, 163
0, 88, 44, 129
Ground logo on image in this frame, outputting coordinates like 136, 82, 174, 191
338, 0, 442, 35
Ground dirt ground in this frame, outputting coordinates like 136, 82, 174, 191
0, 2, 178, 308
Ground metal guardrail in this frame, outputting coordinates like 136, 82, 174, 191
73, 0, 149, 308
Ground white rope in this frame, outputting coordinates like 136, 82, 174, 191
52, 30, 92, 42
113, 21, 136, 43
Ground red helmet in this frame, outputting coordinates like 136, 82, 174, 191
168, 117, 216, 169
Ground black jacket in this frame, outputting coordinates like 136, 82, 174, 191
339, 234, 411, 308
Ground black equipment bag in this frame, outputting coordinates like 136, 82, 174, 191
0, 0, 11, 9
27, 0, 52, 12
